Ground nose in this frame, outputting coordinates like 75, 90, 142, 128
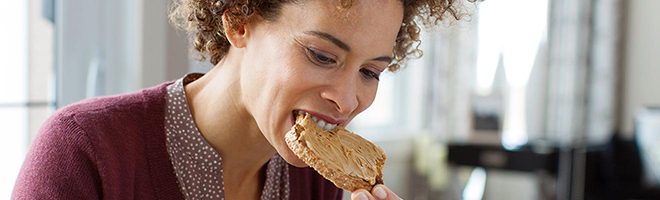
320, 77, 359, 116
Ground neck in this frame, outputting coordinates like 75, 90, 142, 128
184, 49, 276, 188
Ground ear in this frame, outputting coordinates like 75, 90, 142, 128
222, 13, 249, 48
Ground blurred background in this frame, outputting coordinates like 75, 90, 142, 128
1, 0, 659, 199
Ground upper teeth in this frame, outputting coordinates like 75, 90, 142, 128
297, 111, 338, 131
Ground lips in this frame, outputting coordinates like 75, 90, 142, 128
291, 110, 346, 131
295, 110, 338, 130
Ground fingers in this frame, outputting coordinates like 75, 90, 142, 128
351, 189, 375, 200
351, 185, 402, 200
371, 184, 401, 200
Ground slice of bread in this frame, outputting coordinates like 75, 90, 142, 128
285, 113, 386, 191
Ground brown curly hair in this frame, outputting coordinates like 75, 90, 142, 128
169, 0, 469, 71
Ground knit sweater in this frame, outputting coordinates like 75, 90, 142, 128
12, 81, 343, 200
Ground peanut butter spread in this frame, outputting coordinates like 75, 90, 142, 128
295, 114, 385, 185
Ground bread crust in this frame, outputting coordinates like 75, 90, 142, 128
285, 122, 385, 191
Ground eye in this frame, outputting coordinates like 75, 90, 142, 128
305, 47, 337, 65
360, 68, 380, 81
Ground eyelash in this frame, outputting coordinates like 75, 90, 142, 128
305, 47, 380, 81
306, 47, 336, 65
360, 68, 380, 81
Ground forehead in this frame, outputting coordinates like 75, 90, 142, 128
270, 0, 404, 55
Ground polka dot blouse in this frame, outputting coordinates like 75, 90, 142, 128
165, 73, 290, 200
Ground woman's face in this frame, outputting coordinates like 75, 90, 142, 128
239, 0, 404, 166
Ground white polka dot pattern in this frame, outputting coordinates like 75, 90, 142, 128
164, 74, 290, 200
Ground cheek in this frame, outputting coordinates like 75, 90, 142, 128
357, 83, 379, 114
274, 54, 309, 92
277, 52, 324, 92
243, 41, 297, 98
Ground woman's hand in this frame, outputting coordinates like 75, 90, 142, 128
351, 184, 402, 200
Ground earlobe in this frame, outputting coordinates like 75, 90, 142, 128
222, 13, 248, 48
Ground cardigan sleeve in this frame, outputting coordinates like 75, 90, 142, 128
12, 111, 103, 199
289, 165, 345, 200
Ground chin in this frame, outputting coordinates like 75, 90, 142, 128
280, 150, 309, 168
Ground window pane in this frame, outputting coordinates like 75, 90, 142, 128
0, 1, 30, 198
28, 0, 55, 104
0, 107, 28, 198
0, 1, 28, 104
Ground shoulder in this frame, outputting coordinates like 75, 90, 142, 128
13, 107, 103, 198
28, 81, 174, 160
26, 81, 174, 168
13, 81, 178, 198
59, 81, 173, 119
45, 81, 175, 155
53, 81, 173, 134
289, 166, 344, 200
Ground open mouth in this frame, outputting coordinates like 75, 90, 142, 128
292, 110, 338, 131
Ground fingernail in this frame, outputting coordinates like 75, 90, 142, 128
374, 186, 387, 199
355, 192, 369, 200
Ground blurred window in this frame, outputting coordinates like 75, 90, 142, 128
0, 0, 56, 198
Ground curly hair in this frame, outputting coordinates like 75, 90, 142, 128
169, 0, 469, 71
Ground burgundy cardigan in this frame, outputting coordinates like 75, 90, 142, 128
12, 81, 343, 200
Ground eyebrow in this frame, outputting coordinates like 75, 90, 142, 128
372, 56, 393, 64
304, 31, 351, 52
304, 30, 394, 64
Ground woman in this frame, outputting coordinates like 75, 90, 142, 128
13, 0, 462, 199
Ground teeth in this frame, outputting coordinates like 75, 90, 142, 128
324, 123, 336, 130
321, 122, 337, 131
297, 110, 338, 131
317, 120, 326, 129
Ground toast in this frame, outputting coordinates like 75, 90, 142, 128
285, 113, 386, 191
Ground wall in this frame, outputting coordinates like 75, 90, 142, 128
621, 0, 660, 137
137, 0, 189, 88
56, 0, 189, 107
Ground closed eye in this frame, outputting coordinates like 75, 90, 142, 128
305, 47, 337, 66
360, 68, 380, 81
